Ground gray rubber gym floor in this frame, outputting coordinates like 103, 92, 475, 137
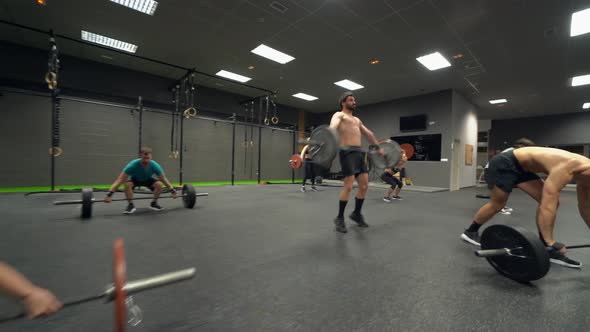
1, 184, 589, 332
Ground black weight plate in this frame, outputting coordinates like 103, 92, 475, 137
368, 140, 402, 170
81, 187, 93, 219
183, 184, 196, 209
308, 125, 339, 169
481, 224, 550, 282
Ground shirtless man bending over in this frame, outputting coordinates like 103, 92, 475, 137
461, 146, 590, 268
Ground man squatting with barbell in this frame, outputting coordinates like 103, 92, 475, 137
329, 92, 384, 233
104, 146, 177, 214
461, 146, 590, 268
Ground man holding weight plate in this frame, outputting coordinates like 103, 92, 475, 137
329, 92, 384, 233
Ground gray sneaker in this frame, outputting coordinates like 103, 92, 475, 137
548, 250, 582, 268
461, 230, 481, 246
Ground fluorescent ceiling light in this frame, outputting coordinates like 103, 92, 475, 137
571, 8, 590, 37
334, 79, 364, 90
489, 99, 507, 104
215, 70, 252, 83
251, 44, 294, 64
416, 52, 451, 71
293, 93, 318, 101
583, 102, 590, 109
110, 0, 158, 15
81, 31, 138, 53
572, 74, 590, 87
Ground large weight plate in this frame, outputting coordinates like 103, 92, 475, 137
289, 154, 302, 169
81, 188, 93, 219
400, 143, 415, 159
113, 238, 127, 332
369, 140, 402, 170
481, 225, 550, 282
183, 184, 196, 209
308, 125, 339, 169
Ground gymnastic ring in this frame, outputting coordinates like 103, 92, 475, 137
264, 117, 270, 126
45, 72, 57, 90
271, 116, 279, 125
250, 141, 254, 147
48, 146, 63, 157
183, 107, 197, 119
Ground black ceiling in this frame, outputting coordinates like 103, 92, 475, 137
1, 0, 590, 119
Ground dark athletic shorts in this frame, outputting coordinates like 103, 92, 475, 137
339, 146, 367, 177
127, 178, 158, 191
485, 149, 540, 193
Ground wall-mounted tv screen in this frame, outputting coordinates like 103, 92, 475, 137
400, 115, 427, 132
392, 134, 442, 161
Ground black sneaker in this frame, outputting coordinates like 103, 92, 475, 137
334, 216, 347, 233
149, 201, 164, 211
349, 212, 369, 228
460, 230, 481, 246
549, 250, 582, 268
124, 203, 136, 214
383, 197, 392, 203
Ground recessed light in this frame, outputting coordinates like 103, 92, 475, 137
570, 8, 590, 37
571, 74, 590, 87
416, 52, 451, 71
370, 59, 379, 65
489, 99, 507, 104
110, 0, 159, 15
452, 54, 463, 59
251, 44, 295, 64
583, 102, 590, 109
215, 70, 252, 83
248, 65, 255, 70
81, 31, 138, 53
293, 93, 318, 101
37, 0, 46, 5
334, 79, 364, 90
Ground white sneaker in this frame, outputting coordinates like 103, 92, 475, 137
500, 208, 511, 215
300, 186, 306, 193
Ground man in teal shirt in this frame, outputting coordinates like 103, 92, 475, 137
105, 147, 177, 214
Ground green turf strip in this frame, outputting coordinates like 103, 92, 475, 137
0, 180, 300, 193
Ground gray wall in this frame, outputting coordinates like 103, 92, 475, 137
451, 91, 478, 189
0, 91, 296, 187
490, 112, 590, 151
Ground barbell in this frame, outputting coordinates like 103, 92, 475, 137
53, 183, 208, 219
474, 224, 589, 282
288, 125, 404, 171
0, 238, 196, 332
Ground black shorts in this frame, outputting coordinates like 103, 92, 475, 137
381, 173, 403, 188
127, 178, 158, 191
339, 147, 367, 177
485, 150, 541, 193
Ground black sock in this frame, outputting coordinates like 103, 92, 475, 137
354, 197, 364, 214
466, 220, 482, 232
338, 200, 347, 218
